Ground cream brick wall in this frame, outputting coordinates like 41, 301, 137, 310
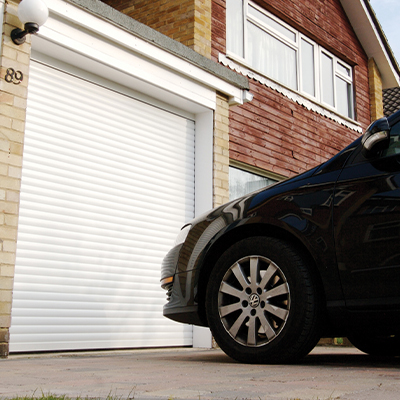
193, 0, 211, 59
213, 93, 230, 207
368, 57, 384, 122
0, 0, 32, 358
102, 0, 212, 59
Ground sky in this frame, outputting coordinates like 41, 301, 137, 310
369, 0, 400, 63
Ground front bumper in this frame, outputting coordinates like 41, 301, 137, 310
160, 244, 182, 298
161, 244, 205, 326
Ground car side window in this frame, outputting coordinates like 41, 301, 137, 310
381, 120, 400, 158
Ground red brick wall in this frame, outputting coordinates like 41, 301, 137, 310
212, 0, 371, 177
230, 81, 361, 177
211, 0, 226, 61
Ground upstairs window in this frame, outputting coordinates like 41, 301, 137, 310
227, 0, 354, 119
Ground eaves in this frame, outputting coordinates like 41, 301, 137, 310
340, 0, 400, 89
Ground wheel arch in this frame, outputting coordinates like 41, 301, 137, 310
196, 222, 327, 326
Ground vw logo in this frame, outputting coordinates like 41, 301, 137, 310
249, 293, 260, 308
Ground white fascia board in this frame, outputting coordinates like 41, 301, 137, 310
37, 21, 216, 111
340, 0, 400, 89
38, 0, 249, 107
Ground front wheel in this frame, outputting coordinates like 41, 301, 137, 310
205, 237, 322, 364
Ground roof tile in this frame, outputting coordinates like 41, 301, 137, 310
383, 87, 400, 116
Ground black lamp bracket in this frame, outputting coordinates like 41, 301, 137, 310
11, 22, 39, 45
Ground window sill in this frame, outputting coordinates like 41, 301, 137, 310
219, 53, 362, 134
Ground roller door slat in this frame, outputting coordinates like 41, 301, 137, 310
10, 61, 194, 352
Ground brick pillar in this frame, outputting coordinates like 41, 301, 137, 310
193, 0, 211, 58
102, 0, 212, 59
0, 0, 32, 358
213, 92, 229, 207
368, 57, 384, 121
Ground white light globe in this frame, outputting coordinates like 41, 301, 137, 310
18, 0, 49, 26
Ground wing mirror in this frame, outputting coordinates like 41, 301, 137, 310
361, 117, 390, 157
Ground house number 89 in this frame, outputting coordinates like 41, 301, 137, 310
5, 68, 23, 85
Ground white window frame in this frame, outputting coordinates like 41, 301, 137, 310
299, 35, 319, 98
334, 57, 355, 119
227, 0, 355, 119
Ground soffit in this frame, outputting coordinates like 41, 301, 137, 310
340, 0, 400, 89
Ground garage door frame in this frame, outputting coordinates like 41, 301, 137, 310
11, 2, 221, 350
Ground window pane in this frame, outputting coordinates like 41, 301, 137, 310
336, 76, 353, 118
227, 0, 244, 57
248, 22, 297, 90
301, 39, 315, 96
229, 167, 276, 200
337, 62, 350, 77
248, 5, 296, 42
321, 53, 334, 106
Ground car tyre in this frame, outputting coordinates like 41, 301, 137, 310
348, 334, 400, 357
206, 236, 322, 364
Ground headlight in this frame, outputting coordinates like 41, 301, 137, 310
174, 224, 191, 246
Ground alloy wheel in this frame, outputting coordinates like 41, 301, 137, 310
218, 255, 290, 347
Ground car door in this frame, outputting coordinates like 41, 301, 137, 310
333, 120, 400, 309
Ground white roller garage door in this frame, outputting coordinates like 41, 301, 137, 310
10, 60, 194, 352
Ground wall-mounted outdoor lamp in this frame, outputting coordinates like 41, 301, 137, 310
11, 0, 49, 45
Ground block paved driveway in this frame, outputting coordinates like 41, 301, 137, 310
1, 346, 400, 400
